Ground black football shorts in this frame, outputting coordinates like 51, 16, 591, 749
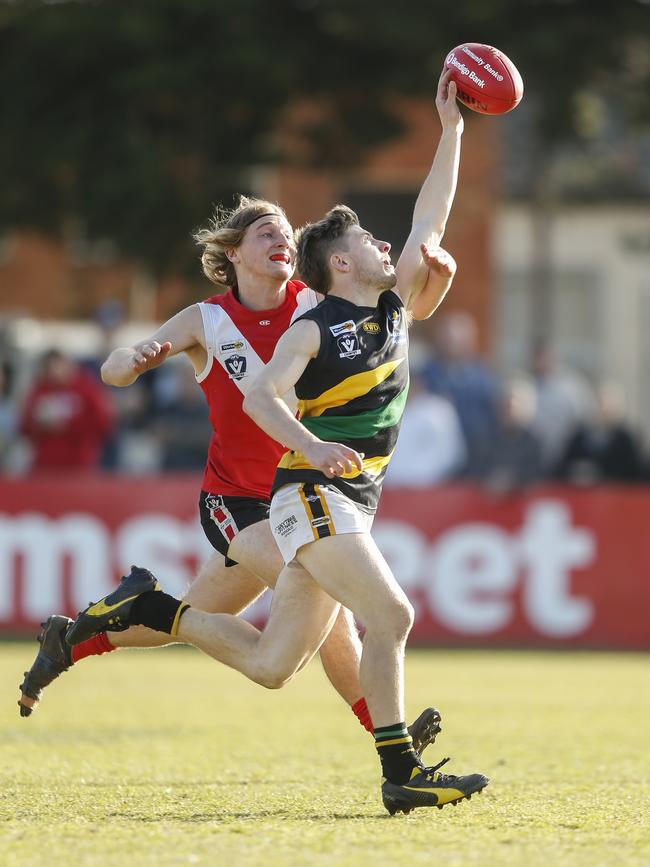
199, 491, 270, 567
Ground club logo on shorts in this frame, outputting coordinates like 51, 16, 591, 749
338, 334, 361, 359
225, 354, 247, 380
204, 494, 237, 542
275, 515, 298, 537
329, 320, 357, 337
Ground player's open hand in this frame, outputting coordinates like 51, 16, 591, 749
131, 341, 172, 373
436, 68, 464, 133
420, 244, 457, 279
304, 441, 364, 478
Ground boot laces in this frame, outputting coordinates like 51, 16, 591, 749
421, 756, 458, 783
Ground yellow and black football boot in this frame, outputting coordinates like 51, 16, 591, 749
382, 757, 489, 816
408, 707, 442, 757
65, 566, 160, 647
18, 615, 73, 718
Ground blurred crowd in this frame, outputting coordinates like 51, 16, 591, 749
1, 308, 648, 491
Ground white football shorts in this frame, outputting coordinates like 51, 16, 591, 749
270, 481, 374, 564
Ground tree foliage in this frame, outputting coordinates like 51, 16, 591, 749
1, 0, 649, 274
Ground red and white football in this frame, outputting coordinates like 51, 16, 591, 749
444, 43, 523, 115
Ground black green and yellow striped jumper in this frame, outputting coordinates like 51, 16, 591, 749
272, 289, 409, 514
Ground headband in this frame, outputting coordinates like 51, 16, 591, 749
239, 211, 281, 229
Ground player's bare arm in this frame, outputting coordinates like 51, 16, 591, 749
409, 245, 457, 320
394, 68, 463, 310
101, 304, 207, 387
243, 321, 363, 478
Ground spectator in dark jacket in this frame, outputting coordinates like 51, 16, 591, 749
555, 380, 644, 484
468, 375, 544, 494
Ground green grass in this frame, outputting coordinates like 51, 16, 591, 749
1, 645, 649, 867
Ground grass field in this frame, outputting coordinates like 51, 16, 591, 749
1, 644, 649, 867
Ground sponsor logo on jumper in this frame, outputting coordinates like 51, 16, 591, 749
363, 322, 381, 333
219, 339, 247, 354
329, 320, 357, 337
311, 516, 331, 528
338, 334, 361, 359
275, 515, 298, 537
259, 320, 271, 326
225, 354, 247, 380
446, 52, 486, 88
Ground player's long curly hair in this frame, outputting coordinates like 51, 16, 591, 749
193, 196, 289, 289
296, 205, 359, 295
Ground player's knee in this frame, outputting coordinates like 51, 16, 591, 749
382, 597, 414, 643
395, 597, 415, 639
252, 660, 295, 690
365, 596, 413, 643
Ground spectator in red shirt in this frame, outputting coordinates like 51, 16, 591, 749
20, 349, 115, 471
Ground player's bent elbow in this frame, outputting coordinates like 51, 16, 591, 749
100, 362, 119, 386
242, 390, 257, 420
410, 295, 446, 322
242, 382, 270, 422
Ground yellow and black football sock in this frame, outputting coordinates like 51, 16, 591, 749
374, 722, 421, 784
130, 592, 189, 636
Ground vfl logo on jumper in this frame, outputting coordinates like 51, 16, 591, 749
338, 334, 361, 359
329, 320, 357, 337
275, 515, 298, 537
219, 339, 247, 354
225, 354, 247, 380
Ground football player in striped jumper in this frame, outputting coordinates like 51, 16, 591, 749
64, 69, 488, 813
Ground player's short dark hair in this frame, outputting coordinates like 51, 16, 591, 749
296, 205, 359, 295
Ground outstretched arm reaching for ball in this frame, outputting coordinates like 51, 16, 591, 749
395, 67, 463, 312
101, 304, 207, 386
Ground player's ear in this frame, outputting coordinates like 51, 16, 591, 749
330, 252, 350, 273
225, 247, 240, 264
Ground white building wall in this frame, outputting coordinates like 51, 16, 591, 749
494, 204, 650, 436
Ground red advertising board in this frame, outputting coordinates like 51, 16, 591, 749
1, 476, 648, 648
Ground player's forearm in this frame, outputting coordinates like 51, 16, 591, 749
410, 271, 454, 320
101, 348, 140, 387
411, 127, 462, 244
243, 387, 319, 455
